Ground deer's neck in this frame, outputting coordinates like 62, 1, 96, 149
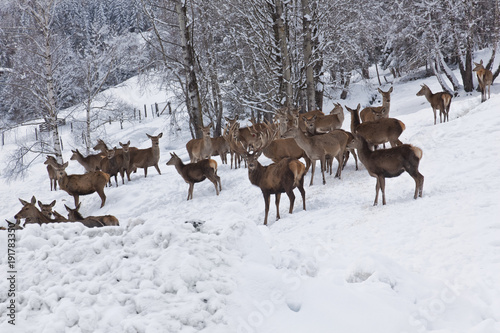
350, 111, 360, 132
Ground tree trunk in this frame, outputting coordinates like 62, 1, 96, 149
301, 0, 315, 111
175, 0, 203, 139
41, 6, 63, 163
274, 0, 293, 107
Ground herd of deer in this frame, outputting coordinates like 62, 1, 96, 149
7, 62, 493, 228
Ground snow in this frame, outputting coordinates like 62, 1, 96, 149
1, 68, 500, 333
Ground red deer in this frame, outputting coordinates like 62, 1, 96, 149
65, 203, 119, 226
14, 196, 104, 227
288, 108, 325, 134
38, 199, 68, 222
166, 152, 222, 200
70, 149, 104, 173
473, 60, 493, 103
186, 124, 213, 163
416, 84, 452, 124
263, 138, 312, 172
348, 134, 424, 205
346, 104, 405, 150
226, 124, 306, 225
119, 141, 132, 182
100, 147, 124, 187
360, 87, 393, 122
210, 136, 230, 165
129, 133, 163, 178
45, 157, 109, 208
305, 103, 344, 134
282, 119, 344, 186
45, 155, 59, 191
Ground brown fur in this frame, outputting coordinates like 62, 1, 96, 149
45, 155, 60, 191
360, 87, 393, 122
349, 135, 424, 205
65, 203, 118, 226
45, 158, 110, 208
473, 60, 493, 103
38, 200, 68, 222
186, 125, 213, 163
347, 104, 405, 149
70, 149, 104, 173
227, 125, 306, 225
167, 152, 221, 200
416, 84, 452, 124
128, 133, 163, 178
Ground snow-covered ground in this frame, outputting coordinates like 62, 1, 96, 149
1, 67, 500, 333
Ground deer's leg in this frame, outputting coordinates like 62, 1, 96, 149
144, 167, 148, 178
433, 108, 437, 125
275, 193, 281, 220
187, 183, 194, 200
309, 160, 316, 186
263, 192, 270, 225
286, 189, 295, 214
335, 153, 342, 178
154, 164, 161, 175
320, 158, 326, 185
74, 195, 80, 209
297, 183, 306, 211
379, 176, 386, 205
374, 178, 380, 206
97, 190, 106, 208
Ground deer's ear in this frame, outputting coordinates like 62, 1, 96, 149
31, 196, 36, 204
63, 161, 69, 168
19, 198, 29, 206
50, 200, 56, 207
158, 133, 163, 138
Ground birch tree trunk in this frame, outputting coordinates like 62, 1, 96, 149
301, 0, 316, 111
274, 0, 293, 107
34, 0, 63, 163
175, 0, 203, 139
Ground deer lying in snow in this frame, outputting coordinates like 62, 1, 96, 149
65, 203, 119, 226
38, 199, 68, 222
14, 196, 105, 227
166, 152, 221, 200
348, 134, 424, 206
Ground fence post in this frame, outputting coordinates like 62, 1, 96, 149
120, 112, 123, 130
139, 108, 142, 122
2, 132, 4, 146
109, 116, 112, 125
134, 108, 137, 120
168, 102, 172, 115
35, 128, 38, 141
155, 103, 159, 117
144, 105, 147, 118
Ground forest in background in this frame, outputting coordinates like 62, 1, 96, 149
0, 0, 499, 161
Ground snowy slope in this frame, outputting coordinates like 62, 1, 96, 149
0, 71, 500, 333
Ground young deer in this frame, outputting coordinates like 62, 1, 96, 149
347, 104, 406, 150
70, 149, 104, 173
227, 123, 306, 225
119, 141, 132, 182
65, 203, 119, 226
166, 152, 222, 200
100, 147, 125, 187
129, 133, 163, 178
348, 134, 424, 205
416, 84, 452, 124
473, 60, 493, 103
45, 155, 60, 191
38, 199, 68, 222
360, 87, 393, 122
45, 157, 109, 208
186, 124, 213, 163
15, 196, 53, 225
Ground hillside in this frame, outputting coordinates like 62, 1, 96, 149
0, 72, 500, 333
